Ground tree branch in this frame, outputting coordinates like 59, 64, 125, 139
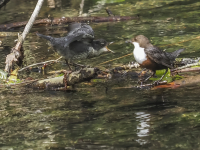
4, 0, 44, 72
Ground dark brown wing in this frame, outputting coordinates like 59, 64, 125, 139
144, 46, 173, 69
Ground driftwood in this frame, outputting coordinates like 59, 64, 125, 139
0, 16, 139, 30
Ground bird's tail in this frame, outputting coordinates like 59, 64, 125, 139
166, 48, 184, 61
171, 48, 184, 58
36, 33, 54, 41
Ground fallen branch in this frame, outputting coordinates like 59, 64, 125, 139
0, 16, 139, 30
4, 0, 44, 72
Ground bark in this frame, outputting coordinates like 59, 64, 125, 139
0, 16, 139, 30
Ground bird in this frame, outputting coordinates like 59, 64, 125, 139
127, 35, 184, 85
36, 23, 113, 70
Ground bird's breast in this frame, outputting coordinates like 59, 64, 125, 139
133, 47, 147, 64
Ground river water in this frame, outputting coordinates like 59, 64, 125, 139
1, 0, 200, 149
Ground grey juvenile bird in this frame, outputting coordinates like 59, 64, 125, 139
36, 23, 113, 69
127, 35, 184, 85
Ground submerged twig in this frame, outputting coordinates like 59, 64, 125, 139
18, 56, 62, 72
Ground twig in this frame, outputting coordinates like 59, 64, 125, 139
171, 67, 200, 74
105, 7, 114, 16
98, 53, 133, 65
18, 56, 62, 72
4, 0, 44, 72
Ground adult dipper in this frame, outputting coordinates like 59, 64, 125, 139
127, 35, 184, 84
36, 23, 113, 69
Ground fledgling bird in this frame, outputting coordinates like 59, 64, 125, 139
127, 35, 184, 85
36, 23, 113, 69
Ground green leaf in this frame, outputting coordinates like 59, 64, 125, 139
104, 0, 125, 3
173, 74, 183, 80
149, 69, 184, 83
150, 69, 172, 83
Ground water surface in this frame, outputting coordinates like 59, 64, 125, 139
1, 0, 200, 149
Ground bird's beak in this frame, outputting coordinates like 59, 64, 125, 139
108, 42, 114, 45
106, 46, 115, 53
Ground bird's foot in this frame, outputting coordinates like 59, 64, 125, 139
70, 63, 89, 71
63, 70, 72, 90
63, 72, 68, 90
137, 78, 145, 86
152, 80, 160, 86
136, 79, 167, 89
137, 75, 150, 84
151, 80, 167, 87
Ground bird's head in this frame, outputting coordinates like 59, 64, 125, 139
93, 39, 114, 55
126, 35, 151, 48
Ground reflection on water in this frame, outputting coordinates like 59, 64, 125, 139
1, 0, 200, 149
135, 112, 150, 145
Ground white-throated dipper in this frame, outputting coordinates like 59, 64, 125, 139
36, 23, 113, 69
127, 35, 184, 85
